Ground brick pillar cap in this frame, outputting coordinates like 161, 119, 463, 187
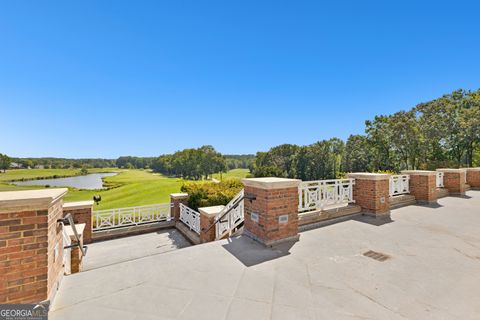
0, 188, 68, 213
436, 168, 467, 173
347, 173, 390, 180
170, 193, 189, 199
242, 177, 301, 189
401, 170, 436, 176
63, 200, 94, 210
64, 223, 86, 240
466, 167, 480, 171
199, 205, 225, 217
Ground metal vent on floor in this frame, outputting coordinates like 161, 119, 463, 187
363, 250, 390, 262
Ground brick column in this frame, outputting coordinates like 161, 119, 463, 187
437, 169, 467, 195
466, 168, 480, 189
70, 247, 82, 273
347, 173, 390, 218
170, 193, 189, 221
242, 177, 301, 246
401, 170, 438, 204
0, 188, 68, 304
63, 201, 93, 244
199, 205, 224, 243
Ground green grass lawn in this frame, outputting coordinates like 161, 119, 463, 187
0, 168, 248, 210
212, 168, 250, 180
0, 168, 118, 182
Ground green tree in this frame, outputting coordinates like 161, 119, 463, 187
343, 135, 371, 172
0, 153, 11, 172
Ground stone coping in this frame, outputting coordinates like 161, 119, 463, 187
466, 167, 480, 171
63, 200, 94, 210
170, 193, 189, 199
436, 168, 467, 173
401, 170, 436, 176
0, 188, 68, 213
199, 205, 225, 217
347, 173, 390, 180
242, 177, 301, 189
64, 223, 86, 240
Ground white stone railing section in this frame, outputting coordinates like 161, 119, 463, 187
93, 203, 172, 231
179, 203, 201, 234
389, 175, 410, 197
216, 189, 244, 240
436, 172, 444, 188
298, 179, 355, 213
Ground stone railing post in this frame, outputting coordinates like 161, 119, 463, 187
0, 189, 68, 304
466, 168, 480, 190
347, 173, 390, 219
199, 205, 224, 243
63, 200, 94, 244
401, 170, 437, 204
436, 169, 467, 195
170, 193, 189, 221
242, 177, 301, 246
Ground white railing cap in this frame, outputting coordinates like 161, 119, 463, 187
436, 168, 467, 173
466, 167, 480, 171
199, 205, 225, 217
347, 173, 390, 180
242, 177, 301, 189
401, 170, 436, 176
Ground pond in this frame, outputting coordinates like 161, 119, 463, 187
12, 172, 118, 190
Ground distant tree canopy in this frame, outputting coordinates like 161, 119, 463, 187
7, 157, 116, 169
0, 153, 11, 172
115, 156, 155, 169
224, 154, 255, 171
151, 145, 227, 180
254, 89, 480, 179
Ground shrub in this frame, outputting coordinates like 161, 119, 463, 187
181, 179, 243, 210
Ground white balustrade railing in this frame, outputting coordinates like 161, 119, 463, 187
436, 172, 444, 188
216, 189, 244, 240
179, 203, 201, 234
93, 203, 171, 231
389, 175, 410, 197
298, 179, 355, 213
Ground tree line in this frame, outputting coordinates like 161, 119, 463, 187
151, 145, 227, 180
253, 89, 480, 180
1, 157, 116, 170
224, 154, 255, 170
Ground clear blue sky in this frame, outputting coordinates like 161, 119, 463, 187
1, 1, 479, 158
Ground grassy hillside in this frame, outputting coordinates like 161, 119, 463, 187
0, 168, 118, 182
64, 170, 187, 209
0, 168, 248, 210
212, 168, 250, 180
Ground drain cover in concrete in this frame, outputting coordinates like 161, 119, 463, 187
363, 250, 390, 262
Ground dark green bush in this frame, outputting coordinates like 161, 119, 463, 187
181, 179, 243, 210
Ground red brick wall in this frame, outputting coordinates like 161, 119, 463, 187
443, 171, 466, 194
352, 179, 390, 214
243, 186, 298, 245
466, 170, 480, 188
63, 207, 92, 244
0, 209, 49, 303
170, 194, 189, 221
47, 199, 64, 302
199, 214, 216, 243
409, 174, 437, 202
70, 246, 82, 274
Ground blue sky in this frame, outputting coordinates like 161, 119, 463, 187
1, 1, 479, 158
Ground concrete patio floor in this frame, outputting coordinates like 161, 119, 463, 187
83, 229, 191, 270
50, 191, 480, 320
